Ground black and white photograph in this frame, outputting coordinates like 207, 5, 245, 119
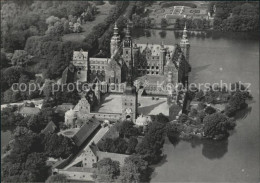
1, 0, 259, 182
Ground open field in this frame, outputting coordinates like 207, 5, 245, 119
62, 2, 115, 43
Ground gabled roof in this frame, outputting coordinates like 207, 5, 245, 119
96, 151, 129, 166
19, 107, 40, 115
72, 118, 101, 147
136, 43, 175, 57
55, 103, 74, 114
41, 121, 57, 135
73, 50, 88, 61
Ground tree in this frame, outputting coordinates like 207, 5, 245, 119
189, 108, 198, 117
11, 50, 29, 66
118, 121, 139, 138
46, 174, 69, 183
203, 113, 236, 139
73, 23, 82, 33
92, 158, 120, 182
43, 133, 76, 159
126, 137, 138, 154
23, 152, 49, 182
136, 122, 166, 164
102, 138, 114, 152
179, 113, 188, 123
1, 105, 24, 127
46, 16, 60, 26
119, 155, 149, 183
2, 66, 24, 87
197, 102, 206, 111
151, 113, 169, 124
169, 104, 182, 121
1, 52, 10, 69
195, 90, 204, 100
161, 18, 168, 28
27, 107, 58, 133
205, 106, 216, 114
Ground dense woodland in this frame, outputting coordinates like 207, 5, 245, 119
210, 1, 259, 31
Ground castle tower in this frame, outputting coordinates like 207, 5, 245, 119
159, 42, 166, 75
71, 49, 88, 82
123, 23, 132, 68
122, 54, 137, 122
180, 23, 190, 62
94, 85, 101, 104
110, 22, 121, 58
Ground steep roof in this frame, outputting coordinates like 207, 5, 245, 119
136, 43, 175, 57
41, 121, 57, 135
96, 151, 129, 166
72, 118, 101, 147
19, 107, 40, 116
73, 50, 88, 61
55, 103, 74, 115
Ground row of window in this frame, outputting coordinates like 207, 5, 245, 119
146, 71, 159, 75
89, 60, 107, 64
138, 66, 160, 70
90, 65, 105, 69
146, 56, 160, 60
125, 103, 133, 106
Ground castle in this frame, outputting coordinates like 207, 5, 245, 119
62, 23, 191, 91
62, 23, 191, 123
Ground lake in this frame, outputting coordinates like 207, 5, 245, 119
132, 29, 259, 182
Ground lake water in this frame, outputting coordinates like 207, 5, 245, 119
132, 29, 259, 182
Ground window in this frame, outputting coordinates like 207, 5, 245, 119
126, 50, 129, 54
151, 66, 154, 69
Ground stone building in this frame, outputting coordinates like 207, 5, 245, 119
62, 23, 190, 91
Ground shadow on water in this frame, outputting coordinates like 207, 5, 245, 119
169, 138, 229, 160
201, 139, 228, 160
190, 138, 228, 160
149, 154, 168, 180
190, 64, 211, 82
159, 30, 167, 38
234, 106, 252, 120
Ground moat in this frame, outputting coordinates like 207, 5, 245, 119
132, 29, 259, 182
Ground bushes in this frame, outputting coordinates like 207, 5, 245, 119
203, 113, 236, 139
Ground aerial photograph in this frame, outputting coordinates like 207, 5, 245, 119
0, 0, 259, 182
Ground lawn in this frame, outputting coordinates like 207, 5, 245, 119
62, 2, 115, 43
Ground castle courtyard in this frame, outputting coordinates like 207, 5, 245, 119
95, 94, 169, 116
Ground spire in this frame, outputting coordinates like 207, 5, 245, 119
125, 23, 130, 38
114, 22, 118, 35
182, 22, 187, 40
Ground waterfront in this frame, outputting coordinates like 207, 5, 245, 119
1, 29, 259, 182
133, 29, 259, 182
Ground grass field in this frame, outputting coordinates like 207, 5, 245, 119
62, 2, 115, 43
